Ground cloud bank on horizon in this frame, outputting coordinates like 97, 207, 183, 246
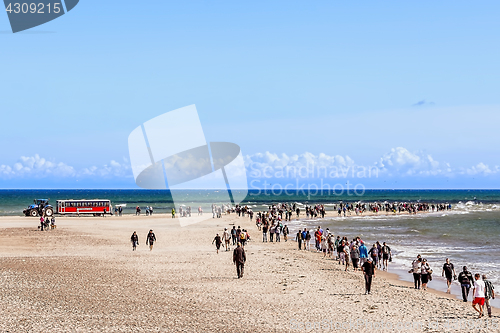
0, 154, 132, 187
244, 147, 499, 181
0, 147, 498, 189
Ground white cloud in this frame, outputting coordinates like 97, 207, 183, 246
81, 159, 131, 178
244, 151, 358, 179
0, 155, 131, 179
376, 147, 444, 176
245, 151, 354, 168
0, 154, 76, 178
244, 148, 500, 180
1, 151, 499, 184
463, 163, 499, 176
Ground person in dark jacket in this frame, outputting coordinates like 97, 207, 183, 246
283, 225, 289, 242
212, 233, 222, 254
146, 229, 156, 251
131, 231, 139, 251
362, 257, 376, 294
295, 229, 303, 250
231, 226, 237, 245
233, 242, 246, 278
458, 266, 474, 302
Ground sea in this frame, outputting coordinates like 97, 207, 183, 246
1, 189, 499, 305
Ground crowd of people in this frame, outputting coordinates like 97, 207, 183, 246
122, 199, 495, 320
124, 199, 494, 319
134, 206, 154, 216
106, 200, 455, 219
291, 226, 391, 294
211, 225, 250, 278
333, 201, 453, 216
410, 256, 496, 318
38, 216, 56, 231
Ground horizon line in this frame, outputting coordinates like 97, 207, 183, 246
1, 188, 500, 191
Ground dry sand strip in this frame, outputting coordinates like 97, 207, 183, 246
0, 215, 499, 333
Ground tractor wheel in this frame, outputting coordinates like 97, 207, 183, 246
45, 208, 54, 217
30, 210, 38, 217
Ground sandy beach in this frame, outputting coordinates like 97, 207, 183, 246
0, 213, 498, 333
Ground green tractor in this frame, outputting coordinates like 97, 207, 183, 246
23, 199, 54, 217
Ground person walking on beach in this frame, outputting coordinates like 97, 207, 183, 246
232, 226, 237, 245
304, 229, 311, 251
239, 229, 247, 247
420, 259, 432, 291
362, 257, 376, 295
222, 228, 231, 251
376, 241, 383, 269
411, 256, 422, 289
283, 225, 289, 242
233, 242, 246, 279
381, 242, 391, 271
335, 236, 341, 260
146, 229, 156, 251
442, 258, 456, 293
351, 244, 360, 271
295, 229, 303, 250
472, 273, 486, 318
40, 216, 45, 231
314, 227, 322, 252
327, 234, 334, 258
458, 266, 474, 302
131, 231, 139, 251
321, 234, 328, 258
337, 240, 346, 265
275, 224, 281, 242
483, 275, 495, 318
262, 224, 268, 242
343, 241, 350, 271
368, 244, 379, 267
171, 208, 176, 218
212, 233, 222, 254
359, 242, 368, 267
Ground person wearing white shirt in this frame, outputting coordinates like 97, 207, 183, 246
221, 228, 231, 251
472, 273, 486, 318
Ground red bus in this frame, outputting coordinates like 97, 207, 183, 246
56, 199, 112, 216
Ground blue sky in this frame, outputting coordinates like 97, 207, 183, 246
1, 1, 500, 188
